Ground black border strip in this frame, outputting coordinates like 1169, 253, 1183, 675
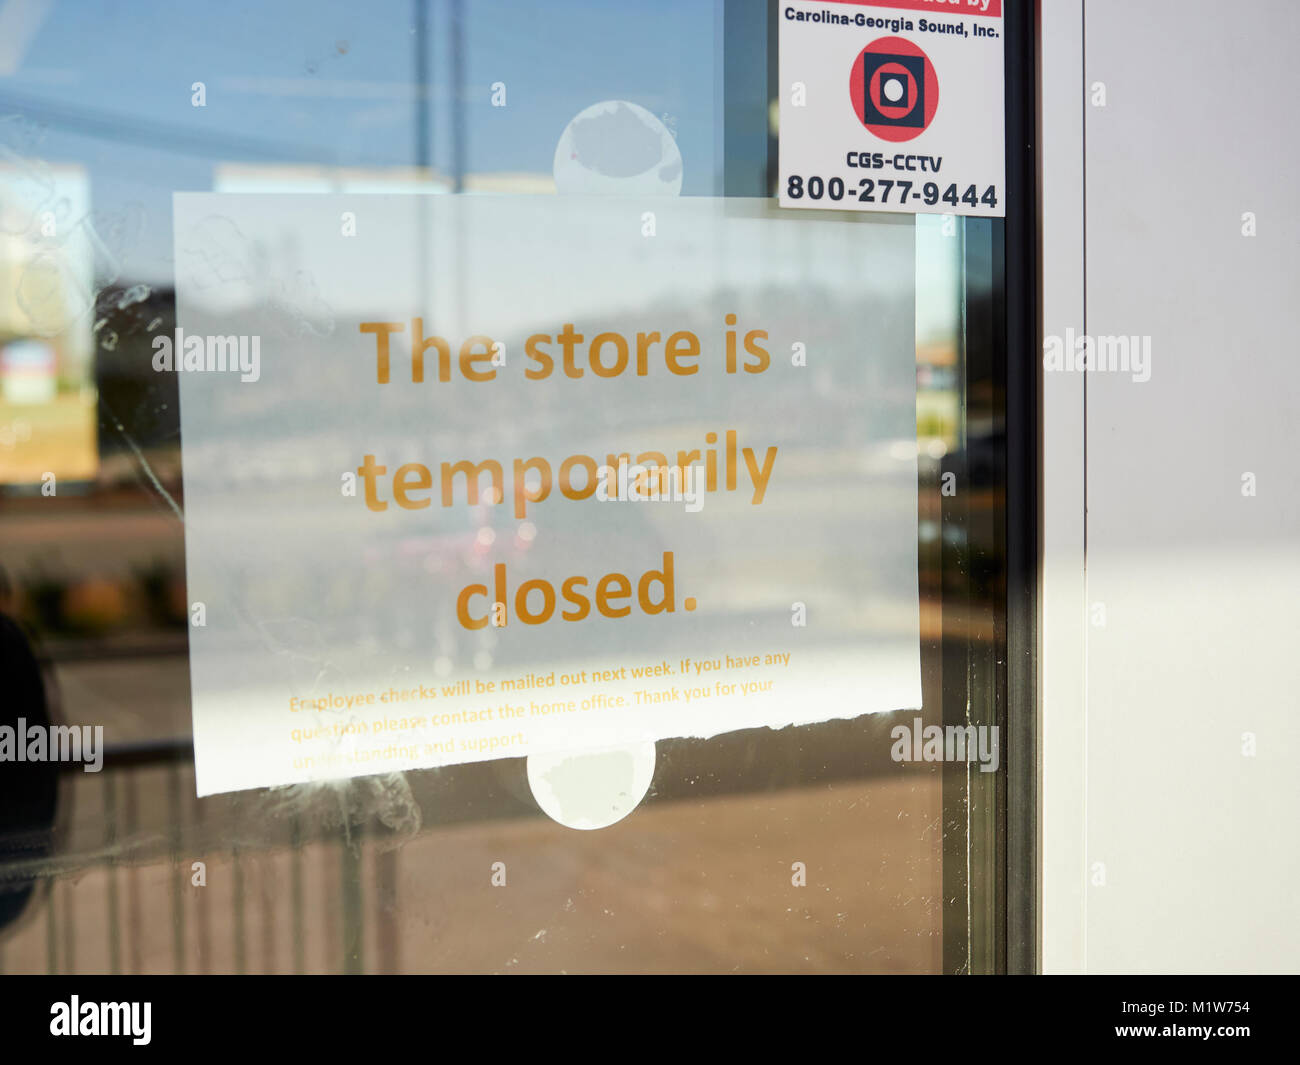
1004, 0, 1041, 975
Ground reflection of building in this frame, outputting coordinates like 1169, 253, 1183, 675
915, 337, 957, 449
915, 215, 961, 455
0, 163, 97, 485
1, 338, 56, 403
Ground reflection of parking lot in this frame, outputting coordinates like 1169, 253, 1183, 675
0, 765, 942, 974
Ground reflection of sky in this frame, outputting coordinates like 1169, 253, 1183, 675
915, 214, 959, 348
0, 0, 719, 281
2, 0, 959, 353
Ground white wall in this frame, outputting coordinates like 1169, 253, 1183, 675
1040, 0, 1300, 973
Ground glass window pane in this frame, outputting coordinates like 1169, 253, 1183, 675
0, 0, 1010, 974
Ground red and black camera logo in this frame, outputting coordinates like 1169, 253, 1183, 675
849, 37, 938, 143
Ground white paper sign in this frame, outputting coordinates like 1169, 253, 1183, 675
173, 194, 922, 796
779, 0, 1005, 217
